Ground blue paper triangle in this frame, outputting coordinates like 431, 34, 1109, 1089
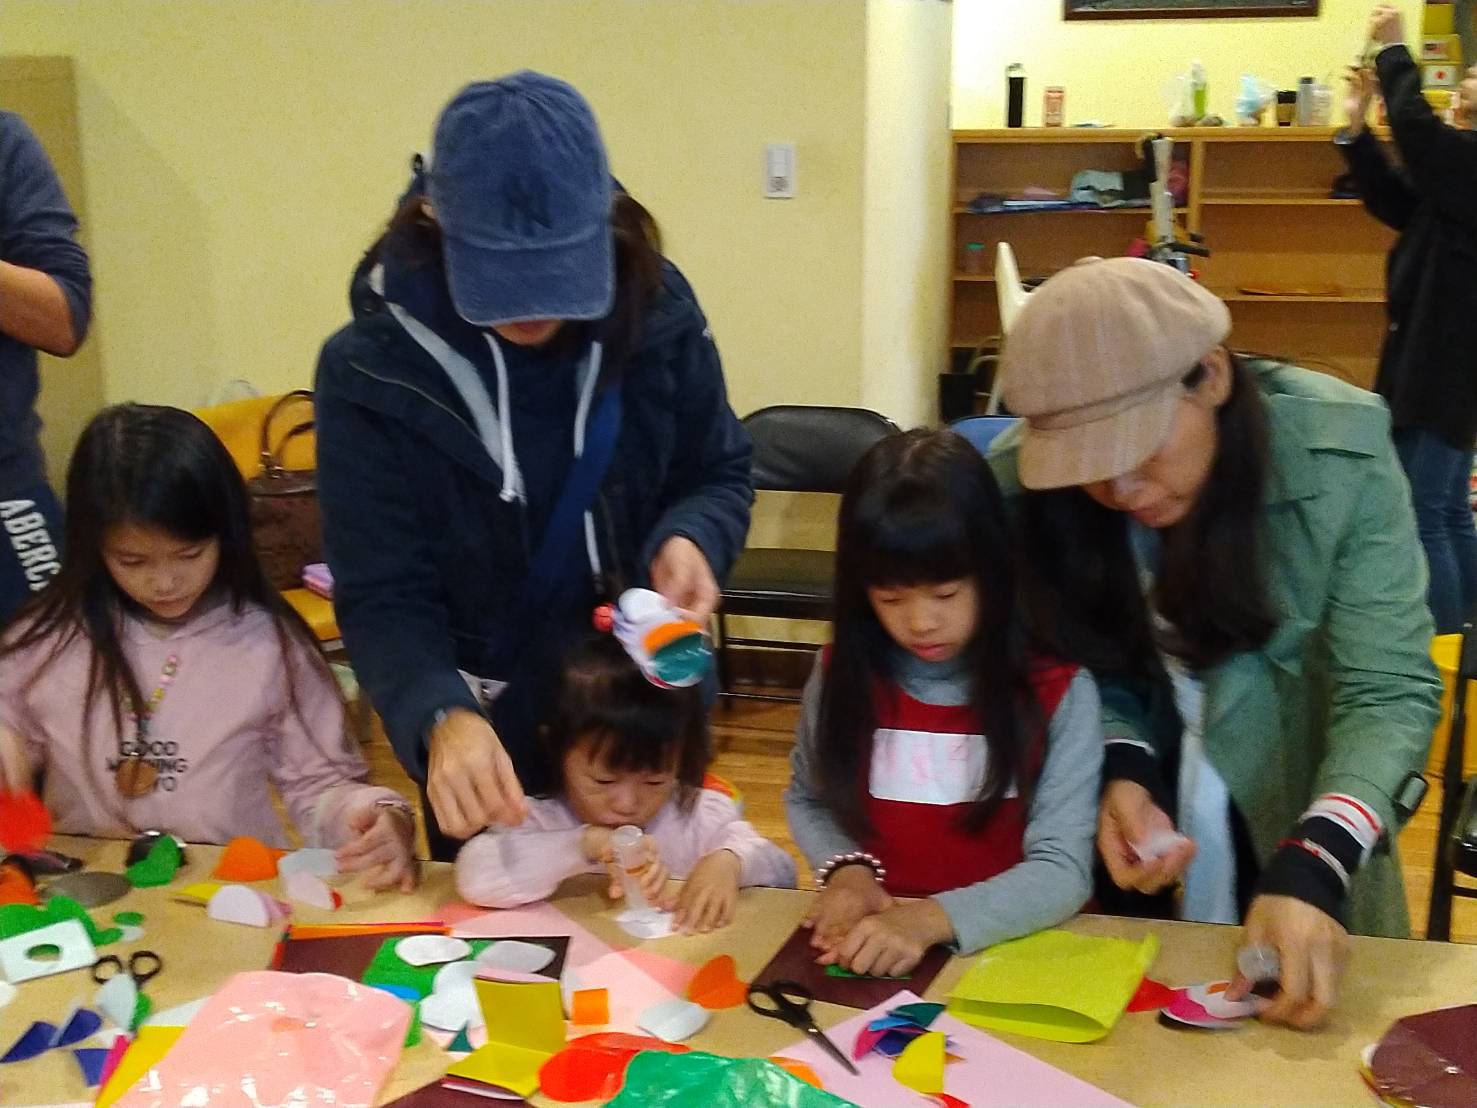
1, 1022, 57, 1064
53, 1007, 102, 1048
73, 1047, 110, 1088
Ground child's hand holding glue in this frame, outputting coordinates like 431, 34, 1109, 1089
585, 823, 671, 907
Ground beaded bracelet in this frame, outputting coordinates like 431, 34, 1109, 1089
815, 851, 887, 888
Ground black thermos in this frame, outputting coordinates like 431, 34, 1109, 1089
1006, 64, 1026, 128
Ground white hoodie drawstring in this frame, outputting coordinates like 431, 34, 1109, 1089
485, 333, 523, 504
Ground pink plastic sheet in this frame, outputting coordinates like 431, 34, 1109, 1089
113, 971, 410, 1108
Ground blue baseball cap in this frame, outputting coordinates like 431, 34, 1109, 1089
429, 72, 615, 327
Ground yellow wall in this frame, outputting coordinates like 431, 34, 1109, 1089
953, 0, 1426, 128
0, 1, 868, 419
862, 0, 953, 429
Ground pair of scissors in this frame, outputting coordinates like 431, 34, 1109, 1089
747, 980, 859, 1075
92, 950, 163, 989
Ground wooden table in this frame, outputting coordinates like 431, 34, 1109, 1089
5, 837, 1475, 1107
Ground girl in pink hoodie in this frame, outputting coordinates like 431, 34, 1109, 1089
0, 404, 417, 891
455, 635, 795, 931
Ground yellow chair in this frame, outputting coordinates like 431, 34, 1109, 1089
191, 394, 339, 645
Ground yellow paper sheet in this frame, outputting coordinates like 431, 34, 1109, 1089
476, 976, 566, 1055
892, 1030, 945, 1095
172, 881, 221, 905
96, 1026, 186, 1108
444, 976, 567, 1096
947, 929, 1159, 1043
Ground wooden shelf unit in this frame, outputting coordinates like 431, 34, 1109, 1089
950, 127, 1396, 389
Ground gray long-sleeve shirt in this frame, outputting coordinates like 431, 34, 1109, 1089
783, 650, 1102, 955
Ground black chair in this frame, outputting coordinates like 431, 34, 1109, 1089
1426, 623, 1477, 940
716, 405, 900, 701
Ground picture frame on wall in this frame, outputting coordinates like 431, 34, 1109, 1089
1065, 0, 1319, 18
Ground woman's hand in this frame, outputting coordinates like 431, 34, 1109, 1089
1343, 65, 1376, 134
1226, 894, 1349, 1030
649, 536, 720, 623
802, 864, 894, 952
0, 725, 33, 794
336, 802, 419, 893
823, 899, 954, 979
427, 709, 528, 840
1368, 4, 1403, 47
665, 848, 741, 932
1098, 780, 1197, 894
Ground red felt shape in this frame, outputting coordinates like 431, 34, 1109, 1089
1126, 977, 1180, 1013
539, 1036, 688, 1103
686, 954, 748, 1010
0, 791, 50, 853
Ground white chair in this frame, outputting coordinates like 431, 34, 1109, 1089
987, 242, 1030, 414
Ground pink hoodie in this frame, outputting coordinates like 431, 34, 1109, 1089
0, 600, 399, 848
456, 789, 797, 908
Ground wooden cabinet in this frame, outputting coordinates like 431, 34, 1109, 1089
950, 128, 1396, 390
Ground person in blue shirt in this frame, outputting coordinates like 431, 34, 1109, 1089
315, 73, 752, 860
0, 112, 92, 625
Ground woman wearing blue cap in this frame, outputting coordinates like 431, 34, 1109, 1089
314, 73, 752, 859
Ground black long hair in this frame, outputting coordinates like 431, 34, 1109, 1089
368, 186, 665, 377
815, 428, 1040, 841
546, 634, 708, 812
0, 405, 336, 761
1018, 354, 1278, 675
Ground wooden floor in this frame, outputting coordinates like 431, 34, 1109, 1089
360, 693, 1477, 944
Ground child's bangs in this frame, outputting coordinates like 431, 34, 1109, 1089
854, 485, 974, 589
581, 702, 683, 775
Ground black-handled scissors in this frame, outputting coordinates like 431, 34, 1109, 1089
92, 950, 163, 988
747, 980, 858, 1075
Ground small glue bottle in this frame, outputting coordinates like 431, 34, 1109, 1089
610, 824, 651, 911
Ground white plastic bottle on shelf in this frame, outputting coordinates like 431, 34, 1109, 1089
1190, 60, 1208, 121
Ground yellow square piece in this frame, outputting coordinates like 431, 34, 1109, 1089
172, 881, 222, 905
476, 976, 565, 1055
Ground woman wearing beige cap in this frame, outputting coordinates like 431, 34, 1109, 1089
988, 257, 1439, 1030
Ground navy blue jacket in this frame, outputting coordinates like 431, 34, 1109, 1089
0, 112, 92, 495
314, 259, 752, 794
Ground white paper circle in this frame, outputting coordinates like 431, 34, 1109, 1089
419, 984, 483, 1031
476, 940, 555, 975
637, 998, 710, 1043
396, 935, 471, 967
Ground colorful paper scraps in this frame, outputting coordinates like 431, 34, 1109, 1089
478, 939, 557, 975
782, 989, 1131, 1108
893, 1031, 946, 1095
397, 934, 472, 966
444, 976, 566, 1098
289, 921, 447, 939
0, 893, 121, 945
207, 884, 288, 928
947, 929, 1159, 1043
604, 1050, 854, 1108
1126, 976, 1178, 1013
0, 789, 50, 853
0, 917, 96, 982
687, 954, 747, 1010
0, 857, 37, 905
97, 1031, 131, 1093
212, 835, 283, 882
278, 847, 338, 878
852, 1000, 944, 1061
95, 1025, 186, 1108
283, 871, 341, 910
571, 987, 610, 1026
73, 1045, 111, 1087
637, 997, 710, 1043
125, 835, 182, 888
1367, 1003, 1477, 1108
538, 1033, 688, 1103
1159, 981, 1262, 1031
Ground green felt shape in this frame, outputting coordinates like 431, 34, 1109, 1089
113, 911, 145, 926
125, 837, 182, 888
360, 937, 494, 997
131, 992, 153, 1032
403, 1002, 421, 1048
605, 1051, 854, 1108
825, 963, 909, 981
0, 895, 122, 946
448, 1023, 474, 1053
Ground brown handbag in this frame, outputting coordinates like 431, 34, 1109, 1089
246, 390, 322, 592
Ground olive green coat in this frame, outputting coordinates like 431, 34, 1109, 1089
990, 362, 1440, 936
